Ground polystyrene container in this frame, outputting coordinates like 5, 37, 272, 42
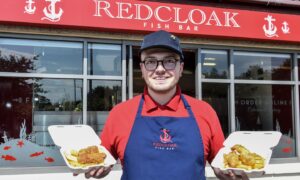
48, 125, 116, 174
211, 131, 281, 177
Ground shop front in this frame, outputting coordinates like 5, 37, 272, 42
0, 0, 300, 179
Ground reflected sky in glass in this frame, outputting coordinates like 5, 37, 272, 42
0, 38, 83, 74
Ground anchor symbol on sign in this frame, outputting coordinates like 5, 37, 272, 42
263, 15, 278, 38
41, 0, 63, 22
24, 0, 36, 14
281, 21, 290, 34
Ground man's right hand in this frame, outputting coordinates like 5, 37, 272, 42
73, 165, 113, 179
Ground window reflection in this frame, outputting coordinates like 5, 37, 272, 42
87, 80, 122, 134
0, 77, 82, 167
202, 83, 229, 136
0, 39, 83, 74
88, 44, 122, 76
201, 50, 228, 79
179, 49, 196, 97
33, 79, 83, 112
234, 52, 291, 80
235, 84, 295, 158
132, 46, 144, 97
0, 77, 33, 142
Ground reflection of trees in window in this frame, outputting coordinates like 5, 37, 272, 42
33, 82, 82, 112
0, 50, 39, 142
202, 67, 227, 79
0, 48, 37, 72
236, 58, 291, 80
237, 64, 268, 80
208, 67, 227, 79
33, 79, 53, 111
88, 86, 119, 111
271, 58, 291, 81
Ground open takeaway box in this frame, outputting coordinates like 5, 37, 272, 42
211, 131, 281, 178
48, 125, 116, 174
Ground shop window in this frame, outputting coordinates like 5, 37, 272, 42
235, 84, 295, 158
0, 39, 83, 74
132, 46, 144, 97
202, 83, 229, 136
201, 50, 228, 79
0, 77, 83, 167
234, 52, 291, 80
179, 49, 196, 97
87, 80, 122, 134
88, 44, 122, 76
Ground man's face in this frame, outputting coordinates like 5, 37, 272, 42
140, 48, 184, 94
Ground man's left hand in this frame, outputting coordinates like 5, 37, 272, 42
213, 167, 249, 180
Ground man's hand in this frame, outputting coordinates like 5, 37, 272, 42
213, 167, 249, 180
73, 165, 113, 179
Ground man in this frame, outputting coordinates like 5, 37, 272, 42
82, 30, 248, 180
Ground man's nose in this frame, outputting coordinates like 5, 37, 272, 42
156, 61, 165, 71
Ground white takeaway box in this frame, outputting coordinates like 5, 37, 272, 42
211, 131, 282, 177
48, 125, 116, 174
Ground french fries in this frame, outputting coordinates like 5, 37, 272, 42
223, 144, 265, 170
64, 145, 106, 168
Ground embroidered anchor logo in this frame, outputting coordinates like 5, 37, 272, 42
160, 128, 172, 144
281, 21, 290, 34
24, 0, 36, 14
263, 15, 278, 38
41, 0, 63, 22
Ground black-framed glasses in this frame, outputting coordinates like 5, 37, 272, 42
141, 57, 180, 71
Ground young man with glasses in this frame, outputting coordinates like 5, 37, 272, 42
82, 30, 248, 180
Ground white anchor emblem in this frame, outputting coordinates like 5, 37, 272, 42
24, 0, 36, 14
281, 21, 290, 34
263, 15, 278, 38
41, 0, 63, 22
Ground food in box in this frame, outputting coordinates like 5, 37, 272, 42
223, 144, 265, 170
211, 131, 281, 177
64, 145, 106, 168
48, 125, 116, 173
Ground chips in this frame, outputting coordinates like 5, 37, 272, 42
223, 144, 265, 170
64, 145, 106, 168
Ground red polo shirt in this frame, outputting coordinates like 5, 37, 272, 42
100, 87, 225, 166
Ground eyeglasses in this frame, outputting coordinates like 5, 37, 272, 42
141, 57, 180, 71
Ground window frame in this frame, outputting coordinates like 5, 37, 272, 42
0, 33, 127, 174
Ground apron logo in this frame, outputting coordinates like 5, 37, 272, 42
160, 128, 172, 143
153, 128, 177, 151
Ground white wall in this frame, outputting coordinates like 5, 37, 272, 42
2, 163, 300, 180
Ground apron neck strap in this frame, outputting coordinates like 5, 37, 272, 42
137, 94, 195, 118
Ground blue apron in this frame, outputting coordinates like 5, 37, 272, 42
121, 95, 206, 180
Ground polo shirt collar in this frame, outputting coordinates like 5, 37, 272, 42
143, 86, 181, 112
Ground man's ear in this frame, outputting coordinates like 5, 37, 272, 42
179, 62, 184, 77
140, 63, 144, 78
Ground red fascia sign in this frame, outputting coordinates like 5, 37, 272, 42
0, 0, 299, 42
